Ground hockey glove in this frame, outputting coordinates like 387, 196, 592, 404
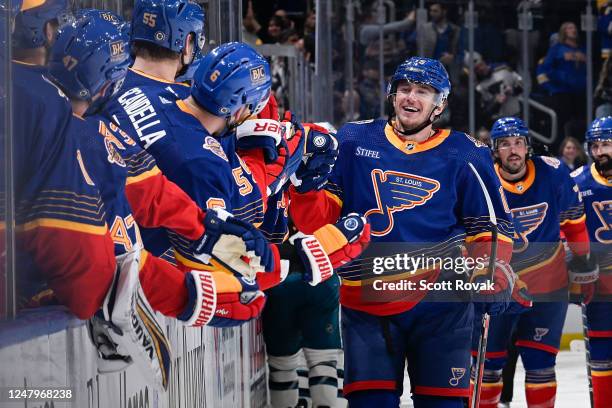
235, 118, 285, 162
192, 208, 274, 279
282, 213, 370, 286
178, 269, 266, 328
266, 111, 307, 196
471, 257, 516, 316
87, 250, 171, 391
290, 124, 339, 193
568, 254, 598, 305
505, 279, 533, 314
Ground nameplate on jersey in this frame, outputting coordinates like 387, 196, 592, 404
365, 169, 440, 236
511, 202, 548, 252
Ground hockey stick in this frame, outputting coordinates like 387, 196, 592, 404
581, 302, 594, 408
467, 162, 498, 408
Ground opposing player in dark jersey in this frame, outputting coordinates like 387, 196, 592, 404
289, 57, 520, 408
572, 116, 612, 408
475, 117, 595, 408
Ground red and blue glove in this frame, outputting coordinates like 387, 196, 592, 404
178, 270, 266, 328
568, 254, 598, 305
283, 213, 371, 285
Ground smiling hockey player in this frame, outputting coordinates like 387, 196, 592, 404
288, 57, 518, 408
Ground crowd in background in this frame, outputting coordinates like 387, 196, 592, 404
244, 0, 612, 169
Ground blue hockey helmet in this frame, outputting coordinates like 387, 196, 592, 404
490, 116, 530, 149
387, 57, 451, 106
585, 116, 612, 144
191, 42, 271, 118
48, 9, 130, 109
131, 0, 205, 57
13, 0, 72, 49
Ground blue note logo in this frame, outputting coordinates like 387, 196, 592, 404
593, 200, 612, 244
534, 328, 549, 341
511, 202, 548, 253
449, 367, 466, 387
365, 169, 440, 236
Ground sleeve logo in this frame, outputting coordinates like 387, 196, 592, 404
202, 136, 228, 162
365, 169, 440, 237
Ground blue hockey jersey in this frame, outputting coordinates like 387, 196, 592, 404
497, 156, 588, 295
572, 163, 612, 296
104, 85, 264, 268
290, 119, 515, 316
9, 61, 115, 317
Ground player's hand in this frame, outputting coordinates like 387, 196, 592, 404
471, 258, 516, 316
192, 208, 275, 278
178, 270, 266, 328
568, 254, 598, 305
313, 213, 370, 268
266, 111, 307, 195
505, 278, 533, 314
285, 213, 370, 286
290, 124, 339, 193
235, 118, 285, 162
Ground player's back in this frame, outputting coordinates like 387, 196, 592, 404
70, 113, 155, 256
105, 68, 190, 124
9, 62, 111, 311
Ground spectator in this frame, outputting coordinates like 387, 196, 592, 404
464, 51, 523, 127
476, 126, 492, 147
420, 2, 460, 69
536, 21, 587, 148
595, 55, 612, 117
342, 89, 361, 122
264, 15, 290, 44
358, 59, 381, 120
558, 136, 588, 170
598, 0, 612, 59
242, 0, 263, 46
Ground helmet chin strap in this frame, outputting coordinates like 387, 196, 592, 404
388, 104, 439, 136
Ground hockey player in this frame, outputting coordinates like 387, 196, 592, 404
474, 117, 596, 408
288, 57, 519, 408
19, 8, 275, 390
11, 0, 72, 65
3, 0, 116, 320
572, 116, 612, 408
123, 0, 203, 93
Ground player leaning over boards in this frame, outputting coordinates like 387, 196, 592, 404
106, 41, 369, 302
572, 116, 612, 408
473, 117, 596, 408
289, 57, 521, 408
115, 0, 203, 97
44, 9, 280, 390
